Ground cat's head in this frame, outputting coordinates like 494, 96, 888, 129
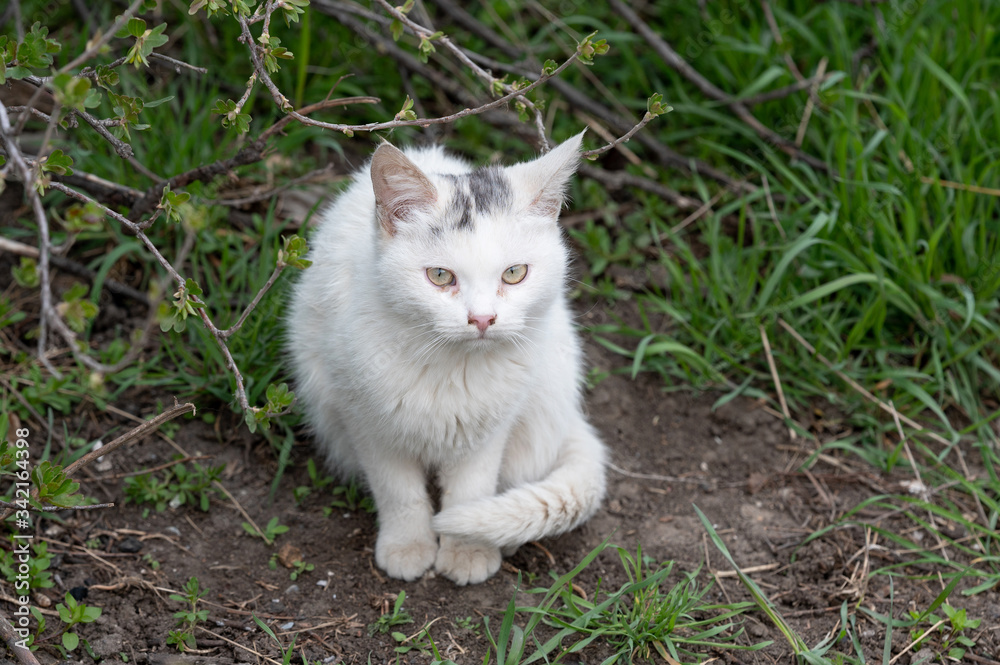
369, 134, 584, 347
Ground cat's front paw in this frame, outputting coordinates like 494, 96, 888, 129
434, 536, 501, 585
375, 531, 438, 581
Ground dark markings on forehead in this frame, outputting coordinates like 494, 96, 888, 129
453, 191, 472, 230
438, 166, 512, 233
468, 166, 512, 214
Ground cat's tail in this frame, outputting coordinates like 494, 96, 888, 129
432, 424, 606, 549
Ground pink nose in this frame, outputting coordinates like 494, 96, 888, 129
468, 314, 496, 332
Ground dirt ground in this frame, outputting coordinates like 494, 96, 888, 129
5, 292, 999, 665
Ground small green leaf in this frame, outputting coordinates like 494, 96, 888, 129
577, 31, 609, 65
158, 185, 191, 223
646, 92, 672, 117
62, 631, 79, 650
390, 19, 404, 41
126, 17, 148, 38
51, 73, 94, 112
41, 149, 74, 176
12, 257, 40, 288
278, 234, 312, 269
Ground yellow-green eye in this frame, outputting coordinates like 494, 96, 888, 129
502, 264, 528, 285
426, 267, 456, 287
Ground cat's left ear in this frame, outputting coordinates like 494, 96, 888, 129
371, 142, 438, 236
507, 131, 585, 218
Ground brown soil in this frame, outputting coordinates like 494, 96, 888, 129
9, 297, 1000, 665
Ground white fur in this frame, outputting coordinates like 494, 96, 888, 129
287, 134, 606, 585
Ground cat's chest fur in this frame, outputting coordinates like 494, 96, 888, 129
361, 342, 533, 459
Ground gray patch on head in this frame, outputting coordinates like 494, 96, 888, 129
468, 166, 512, 215
435, 166, 512, 233
450, 190, 473, 231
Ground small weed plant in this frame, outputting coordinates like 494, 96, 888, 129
242, 516, 289, 545
368, 591, 415, 637
480, 539, 765, 665
909, 604, 981, 662
0, 539, 54, 592
324, 478, 376, 516
253, 615, 297, 665
293, 458, 334, 504
168, 577, 210, 652
54, 592, 102, 652
123, 460, 223, 517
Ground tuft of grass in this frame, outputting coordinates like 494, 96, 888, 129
122, 459, 224, 517
482, 538, 765, 665
368, 591, 415, 637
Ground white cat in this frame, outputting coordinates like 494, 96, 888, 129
287, 134, 606, 585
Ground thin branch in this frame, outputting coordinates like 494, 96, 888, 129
0, 102, 61, 377
777, 318, 952, 447
315, 4, 480, 107
125, 95, 377, 222
760, 324, 796, 440
75, 107, 134, 159
0, 614, 40, 665
208, 164, 337, 207
370, 0, 549, 148
219, 263, 285, 339
63, 401, 196, 478
609, 0, 829, 172
740, 73, 831, 106
58, 0, 145, 74
0, 236, 151, 306
794, 57, 828, 147
580, 111, 658, 160
149, 52, 209, 73
128, 138, 268, 221
426, 8, 752, 191
578, 164, 700, 211
236, 13, 582, 136
0, 499, 115, 512
0, 401, 196, 521
608, 461, 705, 484
434, 0, 520, 58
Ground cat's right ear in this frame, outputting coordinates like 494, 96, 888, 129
370, 143, 438, 236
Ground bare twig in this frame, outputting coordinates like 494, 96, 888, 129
666, 186, 731, 236
608, 461, 705, 484
578, 164, 700, 211
760, 0, 805, 81
58, 0, 145, 74
0, 499, 115, 512
149, 51, 209, 73
219, 263, 284, 339
129, 95, 378, 222
740, 73, 831, 106
609, 0, 829, 172
760, 173, 786, 239
237, 13, 582, 136
0, 614, 40, 665
777, 318, 952, 447
580, 111, 660, 160
371, 0, 551, 148
0, 401, 195, 521
0, 102, 61, 377
64, 402, 195, 478
888, 619, 948, 665
760, 324, 796, 440
208, 164, 338, 207
794, 57, 828, 147
0, 236, 150, 306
